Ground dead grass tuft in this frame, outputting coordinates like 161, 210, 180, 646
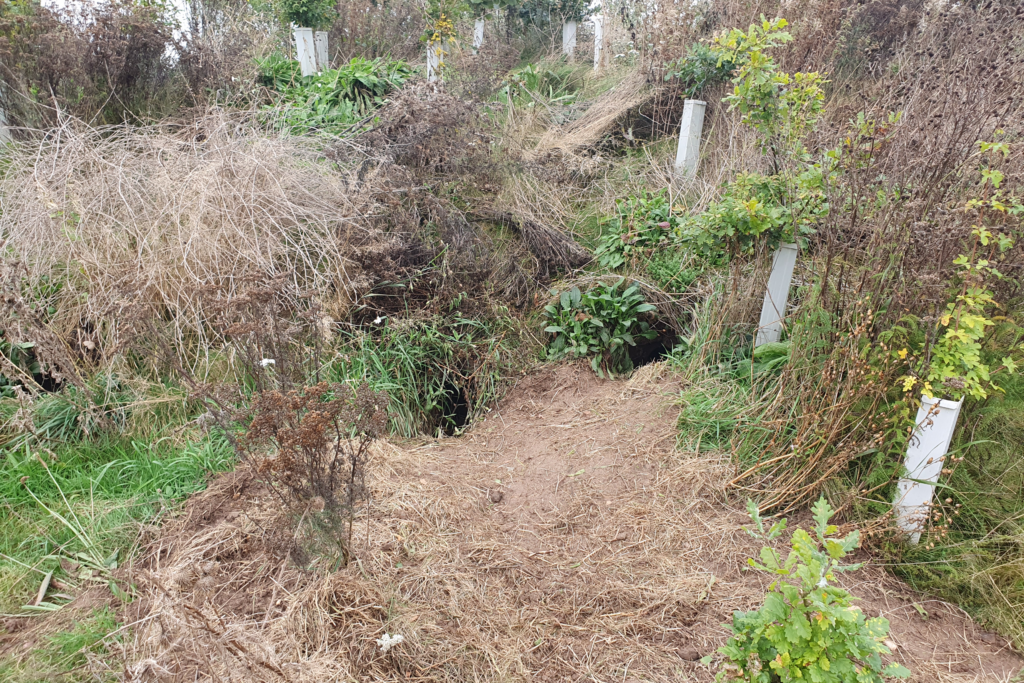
0, 112, 371, 365
533, 71, 650, 157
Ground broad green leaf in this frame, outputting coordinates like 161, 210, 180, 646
762, 592, 787, 621
883, 663, 912, 678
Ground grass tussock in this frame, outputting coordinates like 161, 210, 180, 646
0, 114, 369, 358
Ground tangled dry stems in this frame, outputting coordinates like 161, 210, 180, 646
0, 92, 593, 378
0, 113, 370, 363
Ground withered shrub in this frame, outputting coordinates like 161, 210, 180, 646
246, 382, 387, 510
244, 382, 387, 564
352, 82, 494, 182
0, 0, 177, 129
175, 277, 388, 564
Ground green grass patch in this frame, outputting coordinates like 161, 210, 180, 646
0, 432, 233, 613
325, 315, 523, 437
675, 379, 750, 453
0, 376, 234, 627
46, 607, 121, 669
0, 377, 231, 679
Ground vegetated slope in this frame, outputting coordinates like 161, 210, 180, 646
2, 0, 1024, 678
87, 363, 1021, 682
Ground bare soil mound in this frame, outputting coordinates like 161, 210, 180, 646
111, 363, 1022, 682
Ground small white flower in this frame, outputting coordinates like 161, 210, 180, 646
373, 316, 386, 325
376, 633, 404, 653
260, 358, 276, 368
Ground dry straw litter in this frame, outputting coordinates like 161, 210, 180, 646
115, 365, 1021, 682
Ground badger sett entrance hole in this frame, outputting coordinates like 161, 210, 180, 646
439, 381, 470, 435
628, 329, 677, 368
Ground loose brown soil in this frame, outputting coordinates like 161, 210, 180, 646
29, 363, 1022, 682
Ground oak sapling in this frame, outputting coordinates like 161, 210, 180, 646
707, 497, 910, 682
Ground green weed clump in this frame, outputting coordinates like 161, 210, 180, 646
45, 607, 121, 669
645, 250, 701, 294
675, 380, 749, 452
327, 315, 519, 436
258, 54, 413, 134
497, 61, 585, 108
595, 191, 680, 271
542, 279, 657, 378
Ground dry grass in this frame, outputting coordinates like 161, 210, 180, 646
104, 364, 1024, 683
532, 71, 649, 156
0, 96, 595, 377
117, 365, 740, 682
0, 112, 375, 368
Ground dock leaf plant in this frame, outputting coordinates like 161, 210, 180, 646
542, 279, 657, 378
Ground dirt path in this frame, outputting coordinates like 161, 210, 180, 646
102, 364, 1023, 681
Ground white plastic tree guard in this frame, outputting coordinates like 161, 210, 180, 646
473, 19, 485, 50
592, 15, 603, 70
562, 20, 577, 57
314, 31, 329, 69
426, 44, 441, 83
894, 395, 963, 544
755, 242, 799, 347
293, 27, 316, 77
673, 98, 706, 177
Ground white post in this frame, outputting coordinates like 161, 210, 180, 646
293, 27, 316, 77
674, 98, 706, 177
426, 43, 441, 83
592, 15, 603, 71
0, 106, 10, 143
314, 31, 329, 69
894, 396, 963, 544
755, 242, 799, 347
562, 20, 577, 57
473, 18, 485, 50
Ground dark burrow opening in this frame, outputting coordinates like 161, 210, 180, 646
629, 331, 678, 368
440, 381, 470, 436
